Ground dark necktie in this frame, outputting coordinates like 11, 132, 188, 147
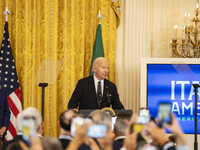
97, 81, 102, 108
97, 81, 102, 94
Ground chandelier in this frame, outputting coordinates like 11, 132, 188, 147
171, 1, 200, 58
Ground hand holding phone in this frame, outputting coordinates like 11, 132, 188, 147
71, 116, 93, 137
130, 108, 150, 133
137, 108, 150, 124
157, 102, 172, 127
70, 117, 85, 137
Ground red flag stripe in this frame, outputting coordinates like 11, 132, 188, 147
8, 121, 17, 138
9, 91, 22, 112
14, 88, 22, 103
7, 96, 19, 118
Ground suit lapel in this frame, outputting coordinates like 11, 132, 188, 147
89, 76, 98, 106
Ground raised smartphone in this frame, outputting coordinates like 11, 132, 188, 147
87, 124, 108, 138
157, 102, 172, 127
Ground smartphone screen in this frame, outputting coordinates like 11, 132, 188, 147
139, 108, 149, 117
137, 108, 150, 124
87, 124, 108, 138
22, 117, 37, 144
157, 102, 172, 127
70, 117, 85, 137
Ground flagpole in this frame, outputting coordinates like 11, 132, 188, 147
89, 10, 104, 75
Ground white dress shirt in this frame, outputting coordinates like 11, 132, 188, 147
94, 74, 104, 95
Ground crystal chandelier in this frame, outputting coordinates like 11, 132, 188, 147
171, 1, 200, 58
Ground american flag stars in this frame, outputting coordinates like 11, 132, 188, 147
0, 32, 17, 90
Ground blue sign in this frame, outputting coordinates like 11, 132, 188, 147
147, 64, 200, 134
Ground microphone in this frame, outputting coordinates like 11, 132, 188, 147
106, 93, 111, 105
97, 92, 103, 107
105, 86, 111, 106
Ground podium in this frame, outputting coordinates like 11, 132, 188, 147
79, 109, 132, 117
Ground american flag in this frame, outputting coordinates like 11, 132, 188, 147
0, 21, 22, 141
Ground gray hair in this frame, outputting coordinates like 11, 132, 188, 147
92, 57, 108, 71
17, 107, 42, 132
89, 110, 112, 125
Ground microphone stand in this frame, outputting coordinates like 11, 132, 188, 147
192, 84, 200, 150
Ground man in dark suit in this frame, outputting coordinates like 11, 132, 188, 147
68, 57, 124, 110
0, 88, 11, 141
113, 112, 131, 150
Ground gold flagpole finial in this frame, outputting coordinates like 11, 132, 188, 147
3, 7, 10, 22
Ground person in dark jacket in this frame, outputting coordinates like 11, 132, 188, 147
68, 57, 124, 110
0, 88, 11, 141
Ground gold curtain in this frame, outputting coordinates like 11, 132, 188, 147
0, 0, 120, 137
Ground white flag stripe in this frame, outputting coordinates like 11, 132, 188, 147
9, 92, 22, 112
5, 130, 13, 141
10, 111, 17, 127
5, 111, 17, 140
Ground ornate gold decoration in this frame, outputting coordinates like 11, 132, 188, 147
101, 107, 116, 117
171, 1, 200, 58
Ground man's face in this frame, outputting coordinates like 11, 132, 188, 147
94, 60, 109, 80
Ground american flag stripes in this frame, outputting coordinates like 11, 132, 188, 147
0, 21, 22, 141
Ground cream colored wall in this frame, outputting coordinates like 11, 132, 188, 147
116, 0, 199, 149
